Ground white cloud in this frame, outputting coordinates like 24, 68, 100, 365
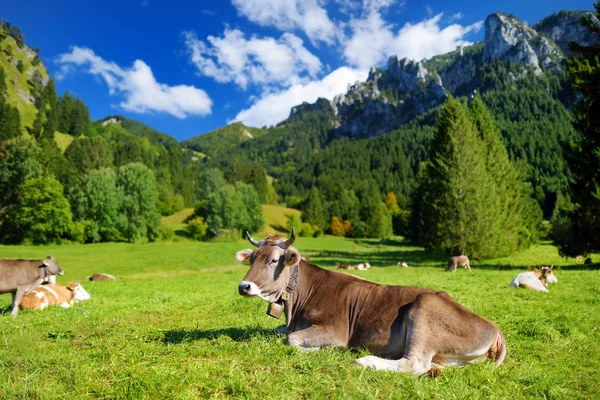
231, 0, 339, 45
233, 67, 368, 127
344, 12, 483, 69
449, 12, 463, 22
183, 29, 322, 90
57, 47, 212, 118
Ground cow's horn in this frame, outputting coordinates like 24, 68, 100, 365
246, 231, 262, 247
279, 227, 296, 249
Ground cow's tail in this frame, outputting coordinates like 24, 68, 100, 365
494, 329, 507, 366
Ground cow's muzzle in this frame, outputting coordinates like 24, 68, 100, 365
238, 280, 260, 297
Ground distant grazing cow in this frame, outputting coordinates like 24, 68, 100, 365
575, 255, 583, 263
510, 267, 557, 292
235, 229, 506, 375
88, 273, 116, 281
446, 255, 471, 272
357, 262, 371, 270
336, 262, 370, 271
585, 258, 593, 265
397, 262, 408, 268
20, 282, 91, 311
0, 256, 64, 317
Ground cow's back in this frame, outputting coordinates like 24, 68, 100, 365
0, 259, 41, 294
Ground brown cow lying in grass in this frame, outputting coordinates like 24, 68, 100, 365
236, 229, 506, 375
20, 282, 91, 311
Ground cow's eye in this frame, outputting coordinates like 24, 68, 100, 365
271, 258, 279, 264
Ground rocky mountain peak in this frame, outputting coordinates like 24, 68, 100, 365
483, 13, 562, 75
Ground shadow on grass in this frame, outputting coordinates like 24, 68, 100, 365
303, 238, 448, 268
174, 229, 190, 239
162, 326, 278, 344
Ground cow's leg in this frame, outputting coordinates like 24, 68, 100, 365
285, 325, 342, 351
465, 262, 472, 272
275, 325, 287, 335
11, 287, 27, 317
453, 263, 457, 272
357, 292, 502, 375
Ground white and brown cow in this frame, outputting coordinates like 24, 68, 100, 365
510, 266, 558, 292
20, 282, 91, 311
236, 229, 506, 375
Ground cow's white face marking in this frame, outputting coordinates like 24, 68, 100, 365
73, 284, 91, 301
546, 273, 558, 284
238, 280, 280, 302
35, 291, 45, 299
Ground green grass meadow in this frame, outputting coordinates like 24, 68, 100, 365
1, 237, 599, 399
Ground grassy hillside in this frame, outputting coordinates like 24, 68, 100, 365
258, 205, 301, 237
98, 115, 179, 148
182, 122, 267, 159
0, 239, 598, 399
162, 205, 302, 239
0, 31, 48, 132
54, 131, 74, 152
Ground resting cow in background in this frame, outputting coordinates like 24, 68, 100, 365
20, 282, 91, 311
446, 255, 471, 272
235, 229, 506, 375
0, 256, 64, 317
88, 273, 116, 281
510, 266, 557, 292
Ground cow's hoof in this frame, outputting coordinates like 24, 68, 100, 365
275, 325, 287, 335
355, 356, 379, 369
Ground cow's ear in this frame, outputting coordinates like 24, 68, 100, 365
285, 248, 301, 267
235, 249, 253, 264
42, 259, 50, 266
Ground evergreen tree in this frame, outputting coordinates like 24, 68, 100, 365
58, 91, 74, 133
417, 97, 498, 258
469, 97, 541, 253
303, 186, 328, 229
42, 79, 59, 139
64, 136, 113, 174
555, 2, 600, 256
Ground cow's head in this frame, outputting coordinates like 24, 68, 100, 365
67, 282, 91, 302
42, 255, 64, 276
236, 229, 301, 302
542, 266, 558, 285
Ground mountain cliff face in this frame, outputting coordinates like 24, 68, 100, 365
534, 10, 599, 55
301, 10, 594, 139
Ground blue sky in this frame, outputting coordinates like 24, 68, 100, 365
3, 0, 593, 141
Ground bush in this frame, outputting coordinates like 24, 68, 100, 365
299, 222, 315, 237
329, 216, 345, 236
12, 177, 74, 244
157, 225, 175, 241
287, 214, 302, 234
187, 217, 208, 241
70, 221, 86, 244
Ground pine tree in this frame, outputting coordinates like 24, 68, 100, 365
42, 79, 59, 139
418, 97, 498, 258
303, 187, 328, 229
556, 2, 600, 256
469, 97, 541, 253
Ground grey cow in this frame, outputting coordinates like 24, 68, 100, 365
0, 256, 64, 317
445, 255, 471, 272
